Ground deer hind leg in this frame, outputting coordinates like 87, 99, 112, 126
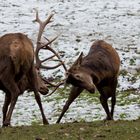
0, 67, 20, 126
110, 78, 117, 118
2, 93, 11, 124
56, 86, 83, 123
28, 66, 49, 125
97, 84, 112, 120
99, 94, 112, 120
111, 94, 116, 119
97, 78, 118, 120
1, 79, 19, 127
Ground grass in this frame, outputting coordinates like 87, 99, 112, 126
0, 119, 140, 140
117, 90, 140, 106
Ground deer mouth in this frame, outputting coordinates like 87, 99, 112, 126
39, 87, 49, 95
87, 87, 95, 93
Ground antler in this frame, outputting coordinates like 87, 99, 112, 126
33, 9, 67, 95
33, 9, 67, 71
42, 77, 66, 97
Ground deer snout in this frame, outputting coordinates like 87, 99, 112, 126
87, 86, 95, 93
85, 78, 96, 93
39, 87, 49, 95
86, 83, 96, 93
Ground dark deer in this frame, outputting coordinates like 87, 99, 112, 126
0, 10, 66, 127
57, 40, 120, 123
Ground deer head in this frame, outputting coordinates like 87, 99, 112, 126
65, 53, 96, 93
35, 69, 48, 95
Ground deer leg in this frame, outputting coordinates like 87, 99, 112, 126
0, 68, 20, 127
34, 92, 49, 124
2, 82, 19, 127
4, 94, 18, 127
111, 95, 116, 118
110, 78, 117, 118
28, 67, 49, 125
56, 86, 83, 123
99, 95, 112, 120
97, 78, 118, 120
2, 93, 11, 124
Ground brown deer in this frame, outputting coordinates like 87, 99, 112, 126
57, 40, 120, 123
0, 10, 66, 127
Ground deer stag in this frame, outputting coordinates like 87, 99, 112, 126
57, 40, 120, 123
0, 10, 66, 127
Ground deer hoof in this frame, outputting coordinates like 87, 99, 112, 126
104, 116, 113, 121
3, 121, 11, 127
43, 119, 49, 125
56, 120, 60, 124
40, 88, 49, 95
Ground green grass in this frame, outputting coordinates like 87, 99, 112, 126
117, 90, 140, 106
0, 119, 140, 140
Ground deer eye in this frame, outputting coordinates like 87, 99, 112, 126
65, 72, 69, 76
74, 74, 81, 80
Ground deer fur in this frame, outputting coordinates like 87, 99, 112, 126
57, 40, 120, 123
0, 33, 49, 126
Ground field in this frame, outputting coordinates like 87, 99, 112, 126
0, 119, 140, 140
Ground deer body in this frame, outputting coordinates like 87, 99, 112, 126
0, 33, 49, 126
57, 40, 120, 123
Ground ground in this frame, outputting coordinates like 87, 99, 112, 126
0, 119, 140, 140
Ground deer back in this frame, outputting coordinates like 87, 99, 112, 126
82, 40, 120, 80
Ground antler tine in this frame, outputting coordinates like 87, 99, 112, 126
43, 79, 66, 97
45, 82, 64, 97
41, 54, 56, 63
40, 63, 62, 70
33, 8, 42, 25
33, 8, 54, 42
43, 35, 59, 46
42, 41, 67, 71
42, 77, 65, 87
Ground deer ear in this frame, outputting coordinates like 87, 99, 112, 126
73, 52, 83, 67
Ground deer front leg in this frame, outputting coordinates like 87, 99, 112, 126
34, 92, 49, 125
56, 86, 83, 123
28, 67, 49, 125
